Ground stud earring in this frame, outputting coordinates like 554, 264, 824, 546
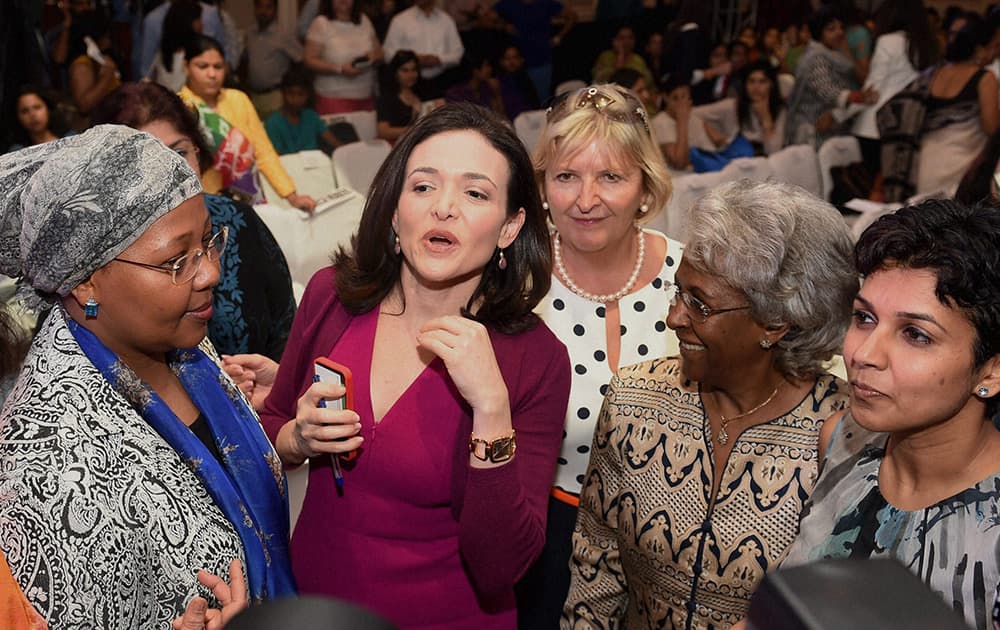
394, 235, 401, 255
639, 203, 649, 214
84, 296, 100, 318
498, 250, 508, 270
978, 386, 990, 397
759, 339, 773, 349
542, 201, 549, 211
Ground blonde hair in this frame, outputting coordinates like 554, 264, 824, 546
533, 84, 672, 223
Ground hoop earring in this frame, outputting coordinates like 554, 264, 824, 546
84, 296, 100, 318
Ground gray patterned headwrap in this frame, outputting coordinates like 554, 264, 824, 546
0, 125, 202, 309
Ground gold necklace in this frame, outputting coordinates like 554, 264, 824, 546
716, 385, 781, 445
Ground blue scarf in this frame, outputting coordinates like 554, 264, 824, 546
67, 318, 296, 601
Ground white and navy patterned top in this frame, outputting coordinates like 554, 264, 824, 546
536, 229, 682, 495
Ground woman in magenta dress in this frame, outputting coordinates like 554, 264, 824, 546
257, 102, 570, 628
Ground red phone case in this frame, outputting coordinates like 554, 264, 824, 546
314, 357, 358, 462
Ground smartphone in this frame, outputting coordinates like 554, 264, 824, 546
313, 358, 357, 475
313, 357, 353, 411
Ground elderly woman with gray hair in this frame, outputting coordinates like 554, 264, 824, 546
562, 179, 858, 629
0, 125, 295, 628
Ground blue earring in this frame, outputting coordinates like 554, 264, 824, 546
84, 296, 99, 318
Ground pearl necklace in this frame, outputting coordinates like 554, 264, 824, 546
553, 225, 645, 304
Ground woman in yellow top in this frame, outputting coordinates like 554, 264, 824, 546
179, 35, 316, 212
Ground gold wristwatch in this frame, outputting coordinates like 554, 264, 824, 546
469, 430, 517, 463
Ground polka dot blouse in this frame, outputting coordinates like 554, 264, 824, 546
536, 229, 682, 495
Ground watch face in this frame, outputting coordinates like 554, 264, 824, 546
488, 436, 516, 462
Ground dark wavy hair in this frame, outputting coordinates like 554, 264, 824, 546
162, 0, 202, 73
808, 4, 843, 41
91, 82, 213, 173
946, 13, 989, 62
737, 59, 784, 130
320, 0, 362, 24
333, 102, 551, 334
855, 199, 1000, 415
874, 0, 937, 70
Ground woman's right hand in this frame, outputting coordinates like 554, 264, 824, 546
277, 380, 363, 466
172, 560, 247, 630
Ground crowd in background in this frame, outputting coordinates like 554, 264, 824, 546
4, 1, 1000, 630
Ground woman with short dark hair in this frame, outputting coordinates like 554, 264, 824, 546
783, 198, 1000, 630
257, 102, 570, 628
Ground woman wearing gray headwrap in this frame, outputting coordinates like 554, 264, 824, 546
0, 125, 295, 628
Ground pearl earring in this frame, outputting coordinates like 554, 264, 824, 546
542, 201, 549, 211
639, 203, 649, 214
393, 235, 401, 255
978, 386, 990, 397
498, 250, 508, 270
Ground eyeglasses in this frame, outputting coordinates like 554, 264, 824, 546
112, 226, 229, 285
666, 281, 750, 322
545, 86, 650, 134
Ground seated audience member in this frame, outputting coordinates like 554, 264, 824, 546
691, 41, 732, 104
653, 73, 727, 171
493, 0, 577, 102
726, 39, 751, 99
785, 5, 878, 147
383, 0, 464, 99
303, 0, 383, 115
147, 0, 201, 93
243, 0, 303, 121
517, 82, 679, 630
66, 7, 121, 129
376, 50, 423, 143
563, 179, 857, 629
265, 65, 332, 155
916, 15, 1000, 196
233, 103, 570, 628
782, 199, 1000, 630
642, 31, 666, 85
141, 0, 226, 80
783, 20, 811, 74
760, 26, 786, 69
607, 67, 658, 117
495, 44, 540, 121
445, 52, 505, 115
93, 82, 297, 360
6, 86, 71, 153
179, 35, 316, 212
843, 4, 875, 83
591, 24, 653, 86
0, 125, 288, 628
737, 25, 762, 61
738, 59, 787, 155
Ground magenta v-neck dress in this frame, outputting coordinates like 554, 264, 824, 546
277, 286, 570, 629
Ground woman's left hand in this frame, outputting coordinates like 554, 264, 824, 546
418, 316, 509, 416
286, 192, 316, 213
171, 560, 247, 630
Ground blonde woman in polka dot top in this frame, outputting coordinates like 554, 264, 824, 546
515, 83, 682, 628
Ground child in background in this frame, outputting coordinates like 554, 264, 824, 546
265, 64, 340, 154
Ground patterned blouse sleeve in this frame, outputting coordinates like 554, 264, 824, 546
805, 54, 849, 109
562, 373, 629, 628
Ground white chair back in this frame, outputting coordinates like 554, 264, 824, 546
817, 136, 862, 200
322, 109, 377, 141
513, 109, 548, 153
767, 144, 823, 197
259, 150, 338, 209
720, 156, 773, 183
554, 79, 586, 97
652, 170, 729, 243
332, 139, 392, 196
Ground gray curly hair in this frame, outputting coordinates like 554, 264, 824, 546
683, 179, 858, 379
